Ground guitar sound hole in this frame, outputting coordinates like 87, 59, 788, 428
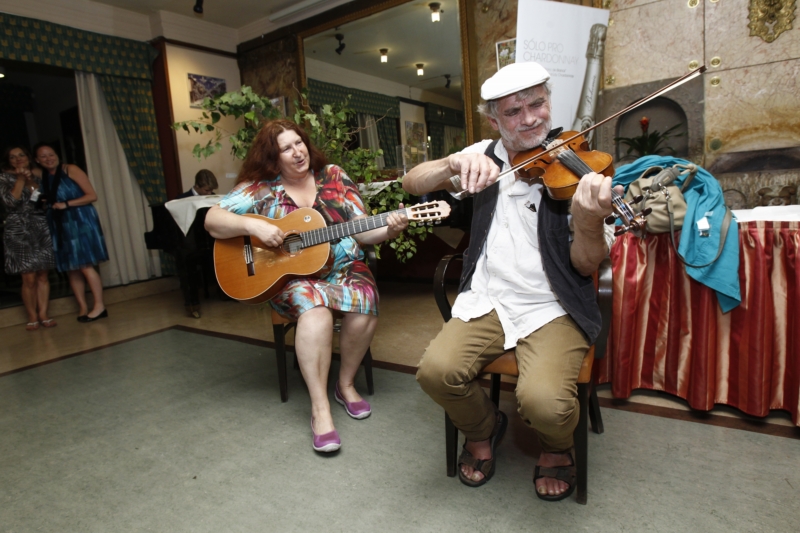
283, 234, 304, 255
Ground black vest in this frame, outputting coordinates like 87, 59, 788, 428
457, 139, 603, 344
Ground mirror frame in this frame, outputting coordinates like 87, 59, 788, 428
294, 0, 478, 145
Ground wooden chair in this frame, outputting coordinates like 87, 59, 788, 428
433, 254, 612, 504
271, 248, 377, 402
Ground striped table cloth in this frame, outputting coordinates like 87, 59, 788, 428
597, 221, 800, 426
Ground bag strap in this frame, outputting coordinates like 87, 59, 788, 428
676, 163, 697, 192
666, 195, 732, 268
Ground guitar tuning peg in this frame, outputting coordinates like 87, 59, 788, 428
631, 194, 644, 205
641, 207, 653, 216
604, 214, 617, 225
613, 227, 628, 237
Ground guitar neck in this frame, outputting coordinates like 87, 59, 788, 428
300, 209, 403, 248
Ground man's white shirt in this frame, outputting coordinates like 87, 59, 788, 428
449, 139, 615, 349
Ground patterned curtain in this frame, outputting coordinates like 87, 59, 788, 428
307, 79, 400, 118
425, 103, 465, 128
428, 122, 446, 160
425, 103, 465, 161
375, 117, 399, 169
97, 76, 166, 205
0, 12, 165, 205
0, 13, 156, 80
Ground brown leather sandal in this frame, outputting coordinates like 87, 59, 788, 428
457, 411, 508, 488
533, 450, 576, 502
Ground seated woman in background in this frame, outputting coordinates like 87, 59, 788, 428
205, 119, 408, 453
0, 145, 56, 330
177, 169, 218, 198
35, 143, 109, 323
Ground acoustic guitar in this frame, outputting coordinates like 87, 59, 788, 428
214, 201, 451, 304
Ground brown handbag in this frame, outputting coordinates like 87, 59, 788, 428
624, 164, 695, 234
624, 163, 732, 268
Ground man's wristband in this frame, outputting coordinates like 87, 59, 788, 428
65, 200, 70, 208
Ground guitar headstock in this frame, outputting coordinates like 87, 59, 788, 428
405, 201, 452, 224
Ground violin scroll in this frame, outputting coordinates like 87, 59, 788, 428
606, 194, 648, 236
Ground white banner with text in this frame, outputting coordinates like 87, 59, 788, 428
516, 0, 609, 132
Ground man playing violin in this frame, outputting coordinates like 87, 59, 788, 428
403, 62, 620, 501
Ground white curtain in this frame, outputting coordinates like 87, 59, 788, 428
443, 125, 466, 156
74, 72, 161, 287
357, 113, 386, 170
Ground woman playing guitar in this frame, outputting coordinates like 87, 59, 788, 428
205, 119, 409, 453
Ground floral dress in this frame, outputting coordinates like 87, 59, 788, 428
218, 164, 378, 319
0, 172, 54, 274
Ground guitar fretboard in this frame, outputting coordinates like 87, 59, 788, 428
300, 209, 404, 248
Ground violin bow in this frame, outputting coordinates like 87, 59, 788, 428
489, 65, 708, 183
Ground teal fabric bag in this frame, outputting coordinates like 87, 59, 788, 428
613, 155, 741, 313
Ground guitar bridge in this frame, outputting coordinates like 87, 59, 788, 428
243, 236, 255, 276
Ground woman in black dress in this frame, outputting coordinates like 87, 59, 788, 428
0, 145, 56, 330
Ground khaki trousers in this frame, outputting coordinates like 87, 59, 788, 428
416, 310, 589, 452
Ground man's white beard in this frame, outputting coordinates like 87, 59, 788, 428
500, 118, 552, 153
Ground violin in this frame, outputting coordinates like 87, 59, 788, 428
512, 130, 647, 236
495, 65, 707, 235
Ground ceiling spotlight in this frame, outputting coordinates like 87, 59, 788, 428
380, 48, 388, 63
193, 0, 203, 14
416, 63, 424, 76
444, 74, 451, 89
335, 33, 346, 55
429, 2, 441, 22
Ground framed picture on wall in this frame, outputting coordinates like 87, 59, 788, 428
496, 38, 516, 71
188, 74, 227, 108
405, 121, 425, 148
270, 96, 287, 117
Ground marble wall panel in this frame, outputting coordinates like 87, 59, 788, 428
596, 76, 705, 164
604, 0, 704, 88
238, 37, 300, 116
609, 0, 663, 10
704, 59, 800, 168
717, 169, 800, 208
472, 0, 518, 140
705, 0, 800, 72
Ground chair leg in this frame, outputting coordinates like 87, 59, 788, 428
574, 382, 589, 505
273, 323, 289, 403
364, 348, 375, 395
490, 373, 501, 406
445, 412, 459, 477
588, 382, 604, 435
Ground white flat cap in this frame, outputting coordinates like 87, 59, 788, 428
481, 62, 550, 101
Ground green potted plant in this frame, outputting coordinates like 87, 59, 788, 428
614, 116, 684, 161
173, 87, 434, 262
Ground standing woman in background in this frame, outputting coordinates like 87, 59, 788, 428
0, 146, 56, 330
35, 143, 109, 322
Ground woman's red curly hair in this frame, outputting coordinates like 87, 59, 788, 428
236, 119, 328, 185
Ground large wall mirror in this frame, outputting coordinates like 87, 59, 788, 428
296, 0, 474, 173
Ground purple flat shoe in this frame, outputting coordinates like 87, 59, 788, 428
334, 382, 372, 420
311, 418, 341, 453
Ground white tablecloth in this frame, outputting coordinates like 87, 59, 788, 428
164, 195, 222, 235
732, 205, 800, 222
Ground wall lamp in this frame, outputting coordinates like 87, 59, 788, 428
193, 0, 203, 14
0, 66, 6, 78
380, 49, 388, 63
335, 34, 346, 55
429, 3, 442, 22
416, 63, 424, 76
